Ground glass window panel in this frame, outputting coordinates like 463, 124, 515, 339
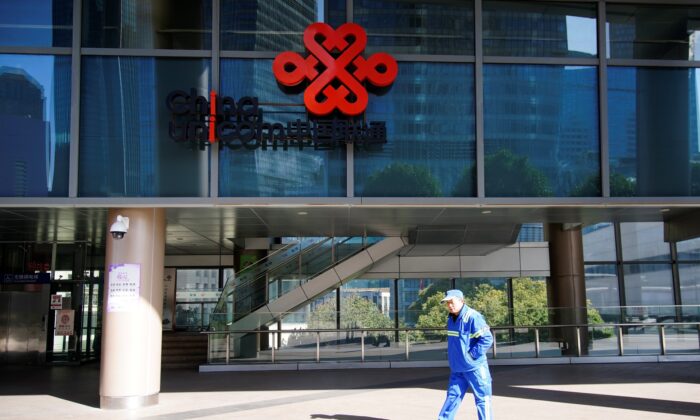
327, 0, 346, 28
456, 278, 508, 326
607, 4, 700, 61
678, 263, 700, 307
0, 0, 72, 47
340, 279, 394, 328
0, 55, 71, 197
483, 1, 597, 58
512, 277, 548, 326
484, 64, 599, 197
620, 222, 670, 262
583, 223, 616, 261
517, 223, 543, 242
623, 263, 673, 307
677, 237, 700, 261
176, 268, 220, 291
354, 0, 474, 55
584, 264, 620, 322
282, 289, 336, 328
218, 59, 345, 197
82, 0, 212, 49
397, 278, 450, 327
608, 67, 700, 197
356, 62, 475, 197
79, 57, 211, 197
220, 0, 319, 52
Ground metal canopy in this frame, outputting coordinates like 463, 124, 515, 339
0, 204, 697, 255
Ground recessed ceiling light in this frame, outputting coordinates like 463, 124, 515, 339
297, 211, 308, 215
481, 210, 492, 214
660, 208, 670, 213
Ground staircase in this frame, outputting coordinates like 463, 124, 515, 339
161, 332, 207, 369
208, 236, 408, 359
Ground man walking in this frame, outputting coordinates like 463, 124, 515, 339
438, 289, 494, 420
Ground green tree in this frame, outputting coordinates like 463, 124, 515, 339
309, 295, 393, 343
465, 284, 508, 327
308, 300, 336, 329
570, 174, 601, 197
340, 295, 393, 329
609, 172, 636, 197
483, 149, 553, 197
512, 277, 549, 326
415, 292, 450, 341
452, 165, 476, 197
587, 299, 613, 339
363, 162, 442, 197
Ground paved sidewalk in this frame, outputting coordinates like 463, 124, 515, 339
1, 362, 699, 419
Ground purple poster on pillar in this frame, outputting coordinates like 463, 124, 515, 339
107, 263, 141, 313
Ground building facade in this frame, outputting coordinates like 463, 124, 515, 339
1, 0, 700, 409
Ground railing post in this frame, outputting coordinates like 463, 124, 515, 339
534, 328, 540, 358
225, 333, 230, 364
492, 331, 497, 359
361, 331, 365, 362
575, 326, 581, 357
659, 325, 666, 356
617, 326, 624, 356
405, 330, 410, 361
271, 337, 276, 363
316, 332, 321, 363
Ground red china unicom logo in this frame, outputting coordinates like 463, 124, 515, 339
273, 23, 398, 116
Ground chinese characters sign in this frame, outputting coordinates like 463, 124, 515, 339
165, 23, 395, 151
107, 264, 140, 313
55, 309, 74, 336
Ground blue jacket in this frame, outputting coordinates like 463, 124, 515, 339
446, 305, 493, 372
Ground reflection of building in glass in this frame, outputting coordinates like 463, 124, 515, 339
485, 65, 598, 196
608, 68, 637, 182
0, 67, 48, 196
51, 56, 71, 196
221, 0, 315, 51
220, 59, 338, 197
359, 63, 475, 196
80, 57, 157, 195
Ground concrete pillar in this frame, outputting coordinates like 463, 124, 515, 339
546, 224, 588, 356
100, 208, 165, 409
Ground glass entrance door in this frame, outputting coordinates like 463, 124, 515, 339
47, 279, 101, 363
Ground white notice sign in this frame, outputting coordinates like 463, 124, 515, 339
50, 294, 63, 310
56, 309, 75, 336
107, 263, 141, 312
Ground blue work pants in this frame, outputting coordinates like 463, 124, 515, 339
437, 365, 493, 420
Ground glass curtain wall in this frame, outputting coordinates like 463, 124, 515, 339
174, 268, 223, 330
582, 221, 700, 323
79, 0, 213, 197
607, 4, 700, 197
0, 55, 71, 197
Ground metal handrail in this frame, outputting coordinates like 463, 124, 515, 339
211, 236, 375, 327
201, 321, 700, 364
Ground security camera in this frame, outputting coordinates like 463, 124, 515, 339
110, 215, 129, 240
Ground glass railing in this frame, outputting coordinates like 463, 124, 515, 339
203, 305, 700, 364
203, 321, 700, 365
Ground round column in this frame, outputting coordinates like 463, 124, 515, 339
547, 223, 588, 356
100, 208, 165, 409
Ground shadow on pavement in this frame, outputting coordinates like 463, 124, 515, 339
1, 361, 699, 417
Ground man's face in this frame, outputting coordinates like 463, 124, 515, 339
445, 298, 464, 315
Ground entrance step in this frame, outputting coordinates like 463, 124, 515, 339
161, 332, 207, 369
